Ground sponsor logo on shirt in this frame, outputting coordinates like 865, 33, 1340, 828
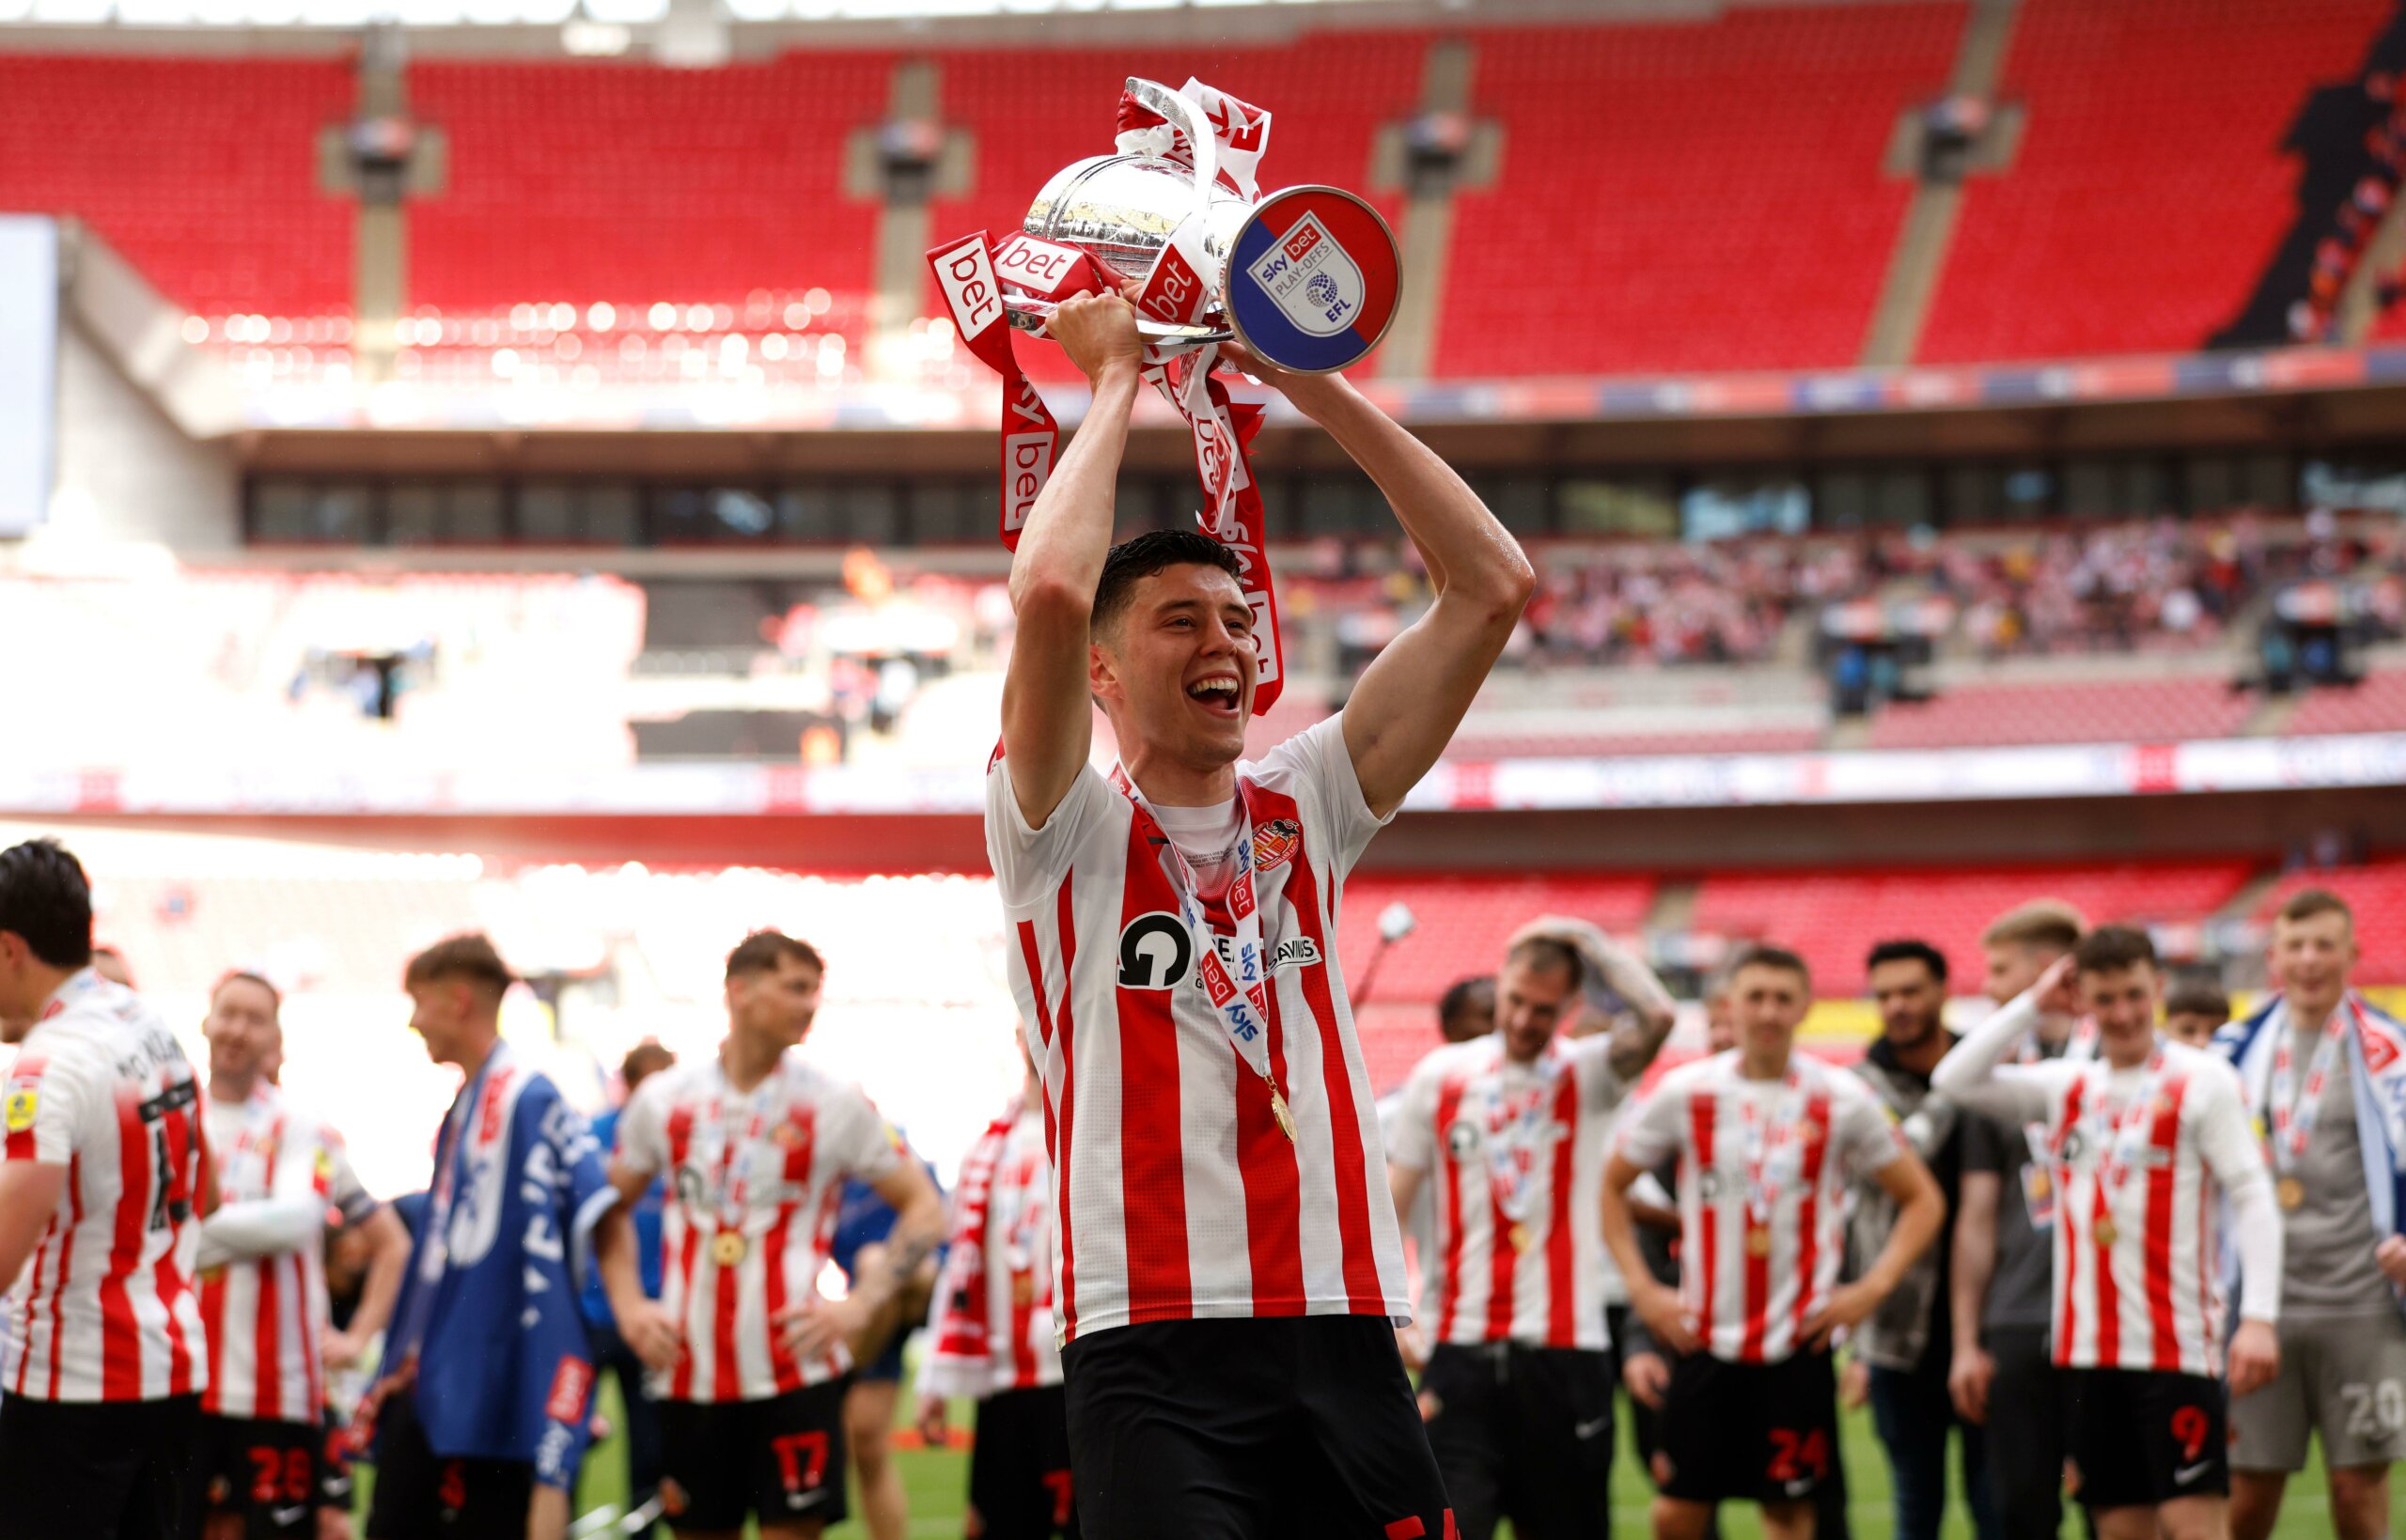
4, 1084, 37, 1132
544, 1354, 594, 1423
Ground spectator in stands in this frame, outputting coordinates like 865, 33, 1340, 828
1846, 940, 1999, 1540
2161, 978, 2230, 1049
1947, 901, 2087, 1540
583, 1039, 677, 1534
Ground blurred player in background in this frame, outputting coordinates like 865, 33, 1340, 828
2160, 978, 2230, 1050
195, 969, 406, 1540
90, 943, 135, 988
1382, 972, 1496, 1370
1845, 939, 1997, 1540
915, 1034, 1075, 1540
831, 1128, 944, 1540
582, 1038, 678, 1532
367, 933, 661, 1540
1385, 926, 1673, 1540
605, 929, 942, 1540
991, 283, 1531, 1537
1605, 945, 1943, 1540
1935, 928, 2282, 1540
1945, 900, 2086, 1540
0, 837, 212, 1539
2217, 890, 2406, 1540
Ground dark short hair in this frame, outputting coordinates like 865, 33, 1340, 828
1730, 943, 1813, 988
1866, 938, 1949, 986
1091, 530, 1245, 641
404, 933, 515, 999
726, 930, 824, 982
1505, 935, 1586, 993
621, 1040, 676, 1090
2277, 887, 2353, 930
1438, 974, 1493, 1030
2163, 975, 2230, 1023
2073, 925, 2157, 975
0, 840, 94, 971
210, 971, 283, 1014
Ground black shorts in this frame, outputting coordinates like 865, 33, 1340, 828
0, 1392, 205, 1540
364, 1385, 536, 1540
1656, 1349, 1839, 1508
1419, 1342, 1615, 1540
1061, 1314, 1453, 1540
2067, 1367, 2228, 1510
201, 1413, 320, 1537
318, 1406, 358, 1513
970, 1384, 1080, 1540
658, 1378, 851, 1532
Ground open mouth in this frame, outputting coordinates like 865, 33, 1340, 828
1185, 674, 1243, 719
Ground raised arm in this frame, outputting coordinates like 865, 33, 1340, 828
1001, 290, 1147, 828
1226, 350, 1533, 817
1929, 964, 2075, 1127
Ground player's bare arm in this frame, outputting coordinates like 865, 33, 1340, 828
778, 1157, 944, 1361
1387, 1156, 1425, 1227
1000, 286, 1146, 829
1804, 1149, 1941, 1349
325, 1203, 410, 1370
599, 1159, 681, 1372
1222, 343, 1534, 817
1601, 1149, 1697, 1357
0, 1159, 66, 1293
1947, 1169, 2001, 1423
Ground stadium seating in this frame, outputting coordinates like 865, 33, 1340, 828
1444, 725, 1825, 760
1689, 860, 2258, 996
1919, 0, 2383, 363
2285, 667, 2406, 736
1334, 872, 1657, 1010
0, 54, 354, 318
924, 33, 1425, 383
1867, 674, 2255, 749
1434, 3, 1962, 378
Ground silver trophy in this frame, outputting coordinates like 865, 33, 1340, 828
1002, 77, 1400, 373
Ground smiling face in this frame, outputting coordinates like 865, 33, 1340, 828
203, 975, 280, 1084
1091, 563, 1258, 773
2268, 908, 2356, 1026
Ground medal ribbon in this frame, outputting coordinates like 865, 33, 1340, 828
1484, 1050, 1562, 1223
711, 1075, 773, 1246
1109, 768, 1292, 1137
2070, 1047, 2166, 1222
1736, 1063, 1807, 1231
2267, 996, 2350, 1174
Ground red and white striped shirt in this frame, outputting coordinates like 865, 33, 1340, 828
1931, 993, 2279, 1377
1615, 1051, 1905, 1365
616, 1050, 902, 1402
918, 1097, 1062, 1399
1385, 1033, 1627, 1350
2, 969, 210, 1404
197, 1084, 342, 1424
986, 717, 1412, 1343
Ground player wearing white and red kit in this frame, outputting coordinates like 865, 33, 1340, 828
1386, 930, 1674, 1540
607, 930, 942, 1540
993, 288, 1529, 1537
1604, 945, 1942, 1540
914, 1044, 1076, 1540
1932, 926, 2284, 1540
0, 838, 213, 1539
195, 970, 409, 1540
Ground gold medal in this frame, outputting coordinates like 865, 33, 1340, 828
1011, 1272, 1036, 1307
1746, 1225, 1773, 1258
1508, 1222, 1532, 1254
711, 1230, 748, 1268
2092, 1217, 2117, 1250
2277, 1177, 2305, 1210
1270, 1087, 1297, 1144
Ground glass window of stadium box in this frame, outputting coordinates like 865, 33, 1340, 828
251, 480, 374, 543
1298, 471, 1392, 537
518, 483, 640, 545
2294, 457, 2403, 513
388, 483, 507, 544
2184, 453, 2291, 512
771, 484, 903, 544
1813, 468, 1930, 530
1942, 461, 2056, 524
1559, 474, 1679, 538
2060, 457, 2176, 520
1476, 476, 1551, 537
1681, 475, 1807, 541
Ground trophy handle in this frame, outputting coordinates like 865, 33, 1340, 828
1124, 77, 1221, 223
1005, 296, 1230, 348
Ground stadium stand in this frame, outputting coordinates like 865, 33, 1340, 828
1866, 674, 2256, 749
0, 53, 354, 319
2286, 664, 2406, 734
1435, 3, 1963, 377
1688, 860, 2258, 996
1919, 0, 2386, 363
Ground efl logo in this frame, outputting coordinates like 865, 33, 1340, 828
932, 236, 1006, 343
1245, 212, 1366, 339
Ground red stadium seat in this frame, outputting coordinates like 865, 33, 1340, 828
1920, 0, 2383, 363
2285, 668, 2406, 737
1867, 675, 2254, 749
